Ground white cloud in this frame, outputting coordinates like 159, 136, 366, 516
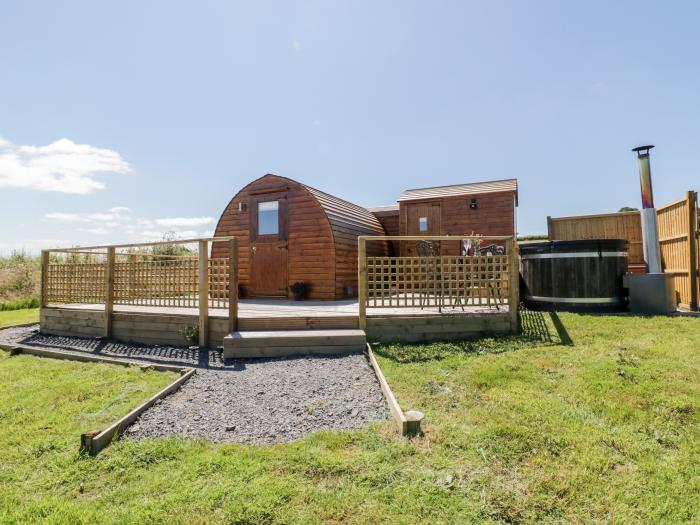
78, 227, 112, 235
293, 39, 301, 51
154, 216, 215, 227
0, 137, 129, 194
45, 207, 132, 223
43, 207, 216, 246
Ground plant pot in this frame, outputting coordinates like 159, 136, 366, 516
290, 282, 307, 301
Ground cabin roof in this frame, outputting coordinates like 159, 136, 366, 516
366, 204, 400, 213
302, 182, 386, 235
398, 178, 518, 205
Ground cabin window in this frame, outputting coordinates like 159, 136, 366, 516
419, 216, 428, 232
258, 201, 279, 235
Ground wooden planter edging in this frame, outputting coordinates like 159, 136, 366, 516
81, 367, 196, 456
366, 343, 423, 436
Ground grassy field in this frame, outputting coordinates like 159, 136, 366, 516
0, 307, 39, 327
0, 312, 699, 523
0, 353, 177, 524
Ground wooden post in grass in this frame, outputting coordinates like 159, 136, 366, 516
507, 238, 520, 333
358, 237, 367, 330
104, 247, 115, 338
40, 250, 49, 308
228, 237, 238, 333
80, 430, 99, 455
198, 240, 209, 347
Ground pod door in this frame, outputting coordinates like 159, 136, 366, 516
249, 192, 288, 297
402, 202, 441, 255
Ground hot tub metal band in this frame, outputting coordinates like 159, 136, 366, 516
520, 251, 628, 260
524, 295, 622, 304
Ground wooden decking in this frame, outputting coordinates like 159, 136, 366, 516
41, 298, 513, 350
56, 298, 508, 318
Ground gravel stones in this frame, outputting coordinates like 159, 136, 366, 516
0, 325, 389, 443
126, 353, 388, 443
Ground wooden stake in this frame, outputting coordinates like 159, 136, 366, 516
358, 237, 367, 330
80, 430, 99, 455
198, 240, 209, 347
507, 238, 520, 333
104, 247, 115, 337
40, 250, 49, 308
228, 237, 238, 333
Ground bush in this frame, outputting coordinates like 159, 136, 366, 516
0, 296, 40, 311
0, 251, 40, 304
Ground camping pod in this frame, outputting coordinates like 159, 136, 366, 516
212, 174, 389, 300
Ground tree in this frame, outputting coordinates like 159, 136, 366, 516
618, 206, 639, 212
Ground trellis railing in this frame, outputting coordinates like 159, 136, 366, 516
41, 237, 238, 347
358, 236, 519, 331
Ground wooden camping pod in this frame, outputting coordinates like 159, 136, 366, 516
211, 174, 389, 300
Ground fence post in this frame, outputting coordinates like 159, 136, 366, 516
508, 238, 520, 333
198, 240, 209, 347
228, 238, 238, 333
40, 250, 49, 308
104, 247, 115, 338
358, 237, 367, 331
689, 191, 699, 311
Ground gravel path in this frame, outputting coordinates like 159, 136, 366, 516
0, 325, 389, 443
127, 354, 388, 443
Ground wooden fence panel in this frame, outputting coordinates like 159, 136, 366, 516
45, 262, 107, 304
548, 211, 644, 270
656, 193, 697, 310
547, 191, 698, 310
358, 235, 518, 332
365, 254, 510, 309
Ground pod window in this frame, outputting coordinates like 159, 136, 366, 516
419, 217, 428, 232
258, 201, 279, 235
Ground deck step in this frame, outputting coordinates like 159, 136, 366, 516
237, 316, 358, 331
223, 329, 366, 359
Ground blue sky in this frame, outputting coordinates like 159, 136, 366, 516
1, 1, 698, 253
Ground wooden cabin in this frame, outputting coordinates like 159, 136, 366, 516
369, 178, 518, 256
212, 174, 388, 300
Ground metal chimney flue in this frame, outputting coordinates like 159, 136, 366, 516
632, 145, 662, 273
623, 144, 676, 313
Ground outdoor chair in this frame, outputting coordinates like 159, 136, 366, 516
482, 244, 506, 309
456, 239, 505, 310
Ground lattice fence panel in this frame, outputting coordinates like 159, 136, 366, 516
208, 258, 230, 309
45, 263, 107, 304
113, 258, 199, 308
365, 255, 510, 309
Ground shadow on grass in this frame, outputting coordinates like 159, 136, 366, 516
548, 310, 574, 346
519, 307, 552, 343
520, 307, 574, 346
374, 306, 576, 363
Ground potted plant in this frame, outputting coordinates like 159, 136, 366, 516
290, 282, 308, 301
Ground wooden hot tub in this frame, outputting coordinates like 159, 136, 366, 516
520, 239, 629, 311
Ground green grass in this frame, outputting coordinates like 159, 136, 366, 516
0, 353, 177, 524
0, 307, 39, 327
1, 313, 700, 523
